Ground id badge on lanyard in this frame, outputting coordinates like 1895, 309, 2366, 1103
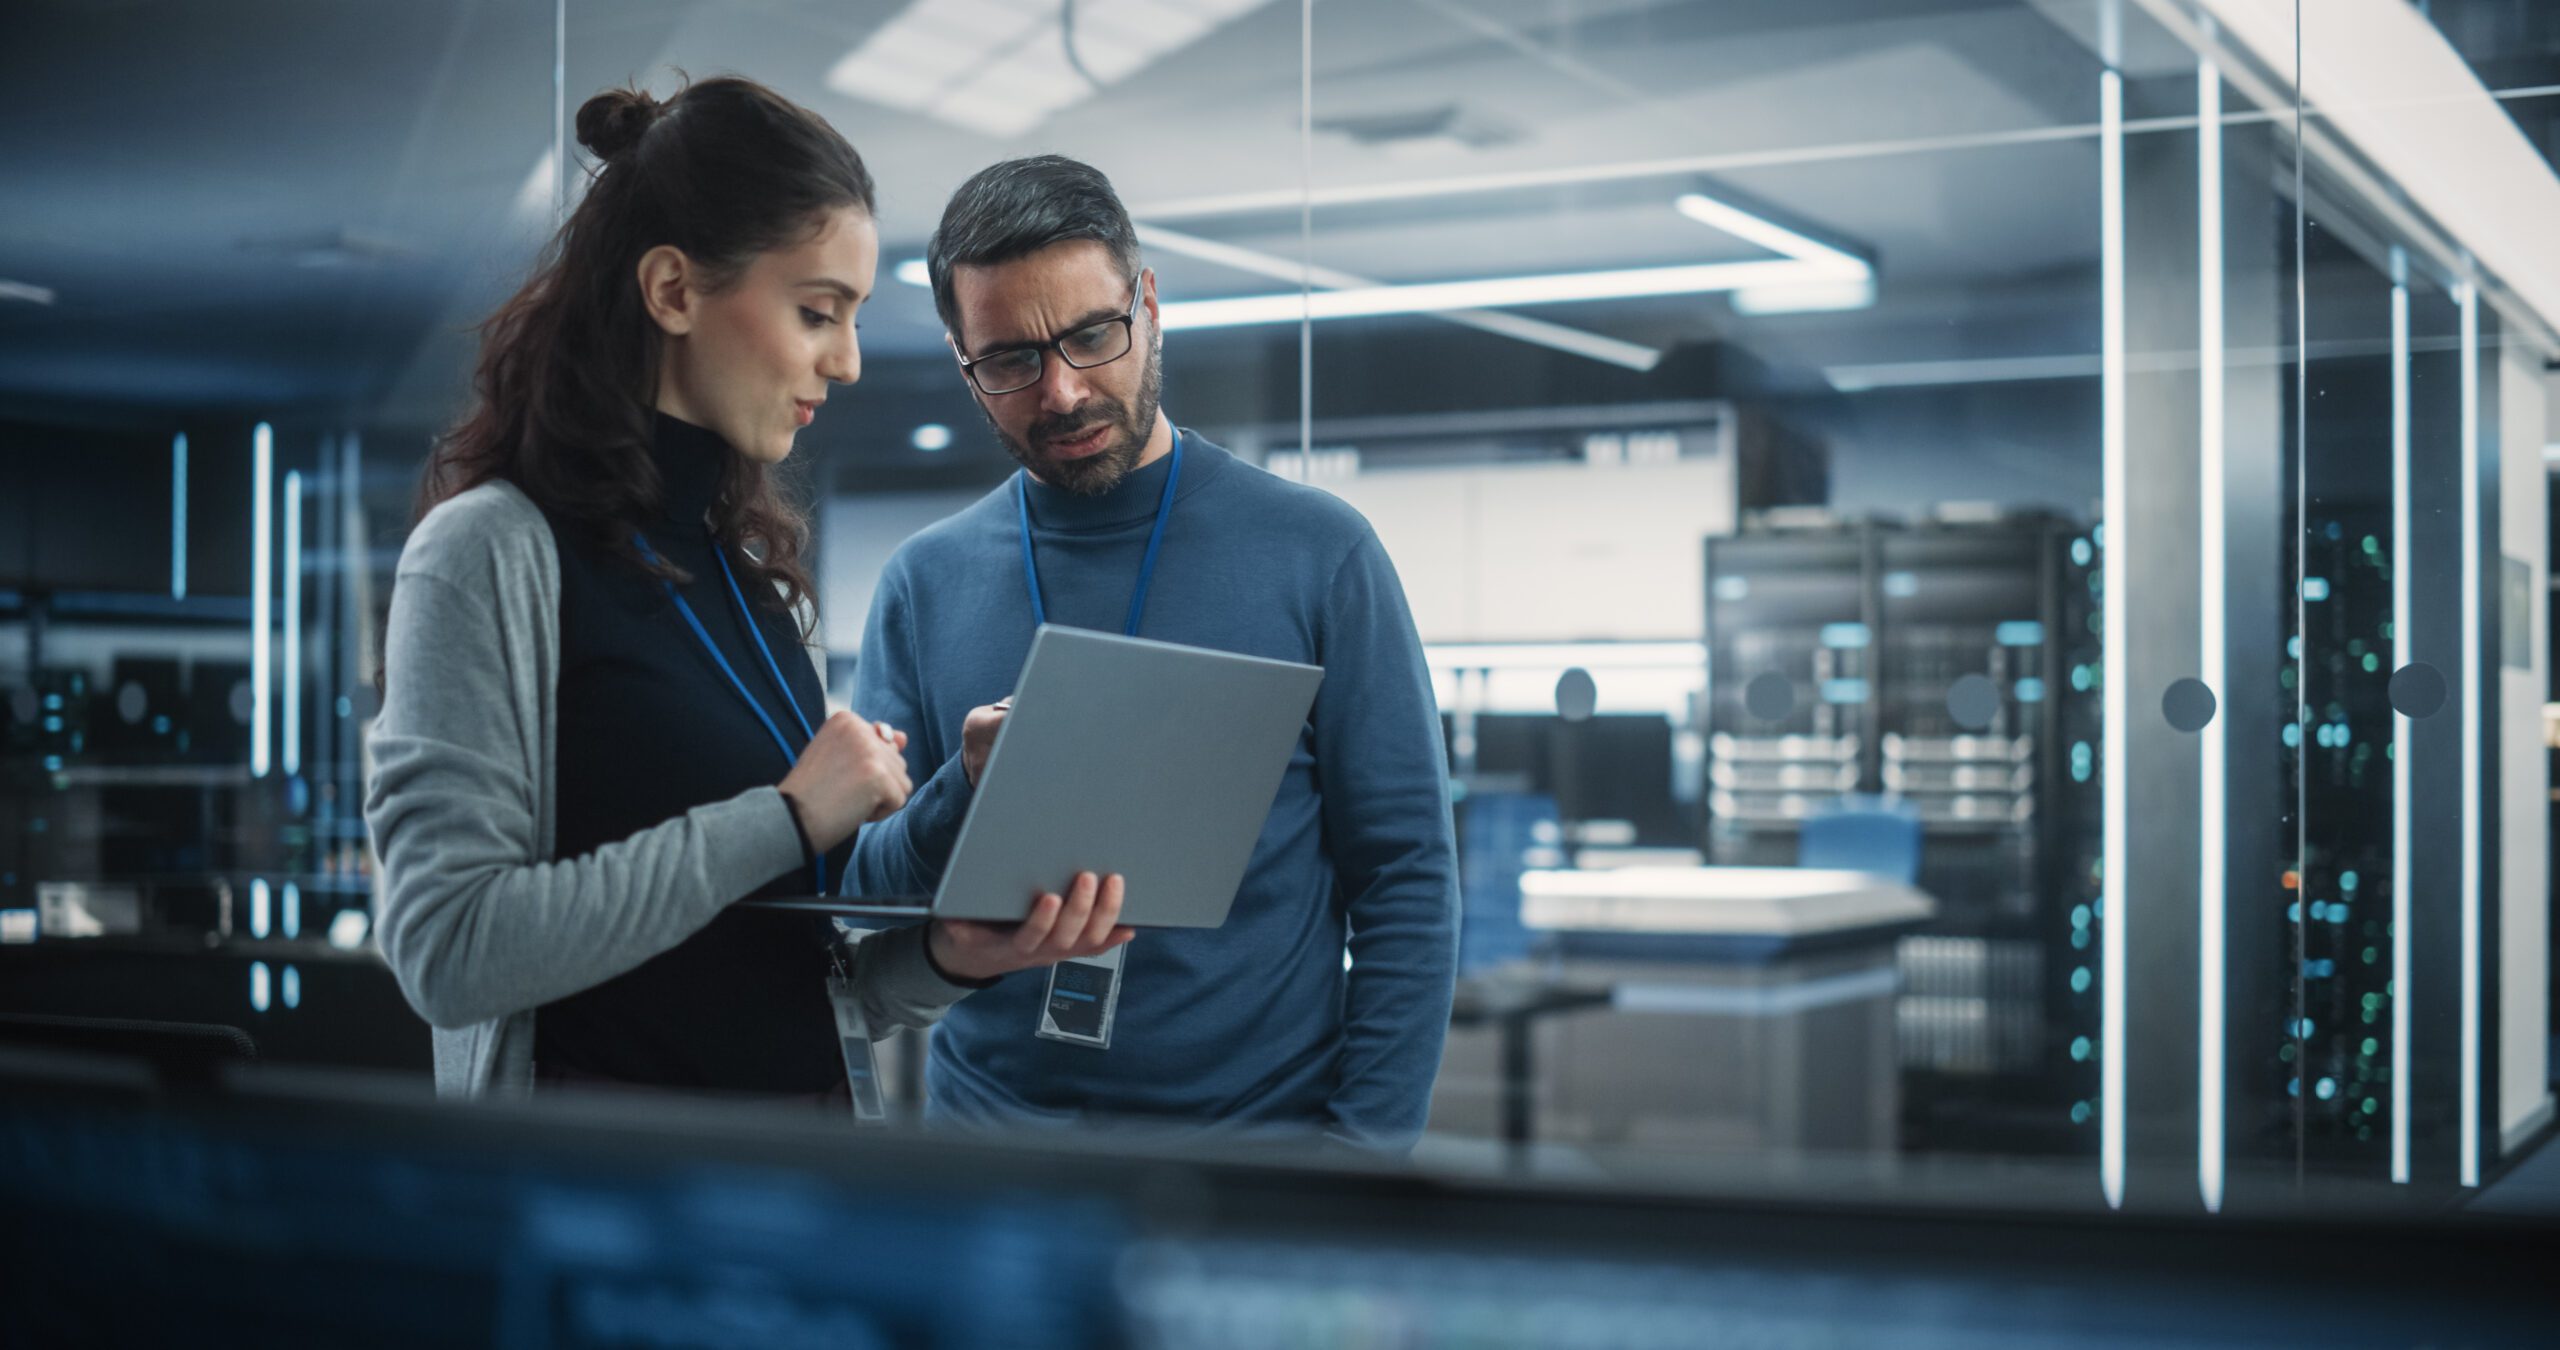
1014, 429, 1183, 1051
826, 971, 890, 1123
1036, 944, 1124, 1049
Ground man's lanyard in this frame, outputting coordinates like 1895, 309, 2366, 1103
1013, 429, 1180, 1054
1015, 429, 1183, 637
632, 531, 828, 895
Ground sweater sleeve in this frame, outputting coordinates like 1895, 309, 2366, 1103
837, 922, 979, 1032
1315, 527, 1462, 1151
365, 564, 808, 1032
847, 558, 976, 898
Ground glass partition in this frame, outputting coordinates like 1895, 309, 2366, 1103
2292, 0, 2558, 1201
1291, 0, 2216, 1197
0, 0, 561, 1018
5, 0, 2555, 1233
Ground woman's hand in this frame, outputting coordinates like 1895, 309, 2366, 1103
779, 711, 912, 852
929, 871, 1133, 982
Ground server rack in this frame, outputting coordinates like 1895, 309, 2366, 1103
1704, 511, 2100, 1155
2292, 507, 2397, 1166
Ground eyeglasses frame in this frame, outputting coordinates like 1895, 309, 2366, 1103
949, 278, 1147, 397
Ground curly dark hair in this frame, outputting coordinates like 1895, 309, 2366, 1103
413, 75, 876, 636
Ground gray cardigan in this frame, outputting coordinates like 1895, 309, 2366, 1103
363, 480, 967, 1097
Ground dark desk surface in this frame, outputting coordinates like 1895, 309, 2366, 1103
2, 1046, 2550, 1348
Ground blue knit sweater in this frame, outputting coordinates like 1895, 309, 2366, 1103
848, 430, 1458, 1150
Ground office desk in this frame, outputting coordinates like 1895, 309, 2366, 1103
1435, 867, 1933, 1152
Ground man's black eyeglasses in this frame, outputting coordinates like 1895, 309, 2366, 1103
954, 282, 1142, 397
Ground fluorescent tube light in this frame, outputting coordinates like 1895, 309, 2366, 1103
1731, 278, 1875, 315
1159, 258, 1815, 330
2099, 67, 2129, 1213
1152, 184, 1870, 333
896, 258, 932, 288
1673, 191, 1868, 277
2392, 259, 2413, 1185
1136, 223, 1661, 370
251, 424, 272, 779
282, 471, 302, 778
2199, 59, 2227, 1216
2458, 279, 2481, 1190
171, 433, 187, 600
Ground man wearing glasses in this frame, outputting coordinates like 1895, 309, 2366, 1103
846, 155, 1459, 1153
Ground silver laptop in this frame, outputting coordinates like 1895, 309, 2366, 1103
744, 625, 1322, 929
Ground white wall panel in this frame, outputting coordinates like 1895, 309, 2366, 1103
1321, 469, 1478, 642
1323, 455, 1736, 644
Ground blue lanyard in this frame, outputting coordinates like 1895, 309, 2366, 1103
1015, 430, 1183, 636
632, 531, 828, 895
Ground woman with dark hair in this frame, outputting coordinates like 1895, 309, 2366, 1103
365, 77, 1128, 1102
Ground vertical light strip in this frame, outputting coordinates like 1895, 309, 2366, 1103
2389, 254, 2413, 1185
2197, 57, 2227, 1216
282, 471, 303, 778
2100, 64, 2130, 1212
341, 432, 365, 818
2457, 278, 2481, 1188
309, 436, 334, 834
170, 433, 188, 600
250, 423, 273, 779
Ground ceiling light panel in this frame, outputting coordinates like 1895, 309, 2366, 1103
1152, 185, 1875, 331
826, 0, 1278, 139
1731, 277, 1877, 315
1158, 258, 1818, 330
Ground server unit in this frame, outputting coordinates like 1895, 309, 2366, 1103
1702, 526, 1870, 857
1704, 511, 2100, 1154
2293, 508, 2396, 1165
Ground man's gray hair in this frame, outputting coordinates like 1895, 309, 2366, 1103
927, 155, 1143, 343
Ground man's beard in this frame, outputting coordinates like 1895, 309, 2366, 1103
984, 339, 1165, 497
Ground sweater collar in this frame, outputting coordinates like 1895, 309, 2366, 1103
1018, 423, 1225, 531
649, 410, 729, 532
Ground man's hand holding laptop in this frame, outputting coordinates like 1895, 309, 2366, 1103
930, 870, 1133, 983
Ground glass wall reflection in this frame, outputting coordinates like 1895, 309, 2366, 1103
1287, 0, 2163, 1188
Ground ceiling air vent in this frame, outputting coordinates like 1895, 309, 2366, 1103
1313, 104, 1521, 157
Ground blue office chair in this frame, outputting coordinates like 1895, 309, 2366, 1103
1797, 793, 1923, 884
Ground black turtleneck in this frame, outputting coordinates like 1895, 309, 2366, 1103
533, 411, 847, 1092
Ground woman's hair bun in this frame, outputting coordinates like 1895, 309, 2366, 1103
576, 87, 663, 161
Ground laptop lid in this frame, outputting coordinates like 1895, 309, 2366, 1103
927, 626, 1322, 927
